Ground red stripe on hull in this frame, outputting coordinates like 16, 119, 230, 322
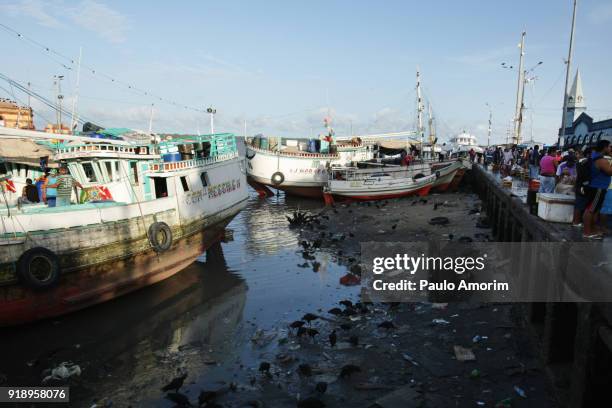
0, 218, 236, 327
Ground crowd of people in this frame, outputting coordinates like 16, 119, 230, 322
17, 167, 83, 208
485, 140, 612, 240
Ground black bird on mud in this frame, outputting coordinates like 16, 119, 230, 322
298, 363, 313, 377
354, 302, 369, 314
433, 202, 441, 210
302, 313, 319, 325
198, 390, 217, 406
258, 362, 271, 373
378, 321, 396, 330
348, 232, 355, 237
290, 320, 306, 329
420, 198, 428, 204
164, 392, 191, 407
161, 372, 188, 392
328, 307, 342, 316
307, 328, 319, 340
297, 397, 325, 408
329, 330, 337, 348
339, 364, 362, 379
339, 300, 353, 308
411, 200, 418, 206
391, 224, 397, 230
341, 307, 357, 317
339, 323, 352, 331
348, 335, 359, 347
296, 327, 308, 337
315, 381, 328, 394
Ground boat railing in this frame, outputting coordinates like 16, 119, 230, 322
149, 151, 239, 173
55, 143, 154, 157
248, 145, 341, 159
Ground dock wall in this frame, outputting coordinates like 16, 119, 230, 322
470, 164, 612, 408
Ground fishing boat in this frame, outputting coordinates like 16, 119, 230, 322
0, 127, 248, 326
246, 119, 375, 198
323, 165, 436, 203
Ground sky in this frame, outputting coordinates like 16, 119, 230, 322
1, 0, 611, 144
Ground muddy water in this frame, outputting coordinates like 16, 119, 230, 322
0, 192, 360, 407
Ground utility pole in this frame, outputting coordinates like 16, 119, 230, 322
148, 103, 154, 133
559, 0, 578, 147
486, 103, 492, 148
416, 69, 424, 155
54, 75, 64, 131
207, 106, 216, 134
513, 32, 526, 145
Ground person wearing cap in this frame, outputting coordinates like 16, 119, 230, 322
44, 168, 58, 207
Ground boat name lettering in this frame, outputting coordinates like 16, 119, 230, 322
208, 179, 241, 199
289, 168, 327, 174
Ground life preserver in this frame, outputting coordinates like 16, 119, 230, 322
435, 170, 441, 178
148, 222, 173, 252
271, 172, 285, 186
17, 247, 61, 289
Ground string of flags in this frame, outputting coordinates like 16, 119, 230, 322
0, 22, 208, 113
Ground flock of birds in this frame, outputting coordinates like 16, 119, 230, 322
159, 299, 401, 408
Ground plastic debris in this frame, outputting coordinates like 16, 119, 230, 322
476, 402, 485, 406
42, 362, 81, 383
339, 274, 361, 286
472, 335, 489, 343
494, 398, 513, 408
431, 303, 448, 309
454, 345, 476, 362
432, 318, 450, 325
514, 385, 527, 398
402, 353, 419, 366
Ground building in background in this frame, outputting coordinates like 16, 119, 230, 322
560, 70, 612, 149
0, 98, 35, 129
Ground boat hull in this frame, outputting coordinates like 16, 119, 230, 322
431, 161, 463, 192
0, 199, 246, 327
325, 173, 436, 202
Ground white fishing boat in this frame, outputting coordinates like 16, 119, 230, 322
323, 166, 437, 203
0, 127, 248, 326
246, 123, 375, 198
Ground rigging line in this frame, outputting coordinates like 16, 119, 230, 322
533, 67, 565, 108
0, 23, 207, 113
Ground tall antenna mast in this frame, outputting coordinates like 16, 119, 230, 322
513, 31, 526, 145
486, 103, 492, 148
416, 69, 424, 153
70, 46, 83, 132
428, 102, 436, 145
148, 103, 154, 133
559, 0, 578, 147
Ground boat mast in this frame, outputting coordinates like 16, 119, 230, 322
486, 103, 492, 148
148, 103, 154, 133
428, 102, 436, 146
70, 46, 82, 132
416, 69, 424, 155
559, 0, 578, 147
513, 31, 526, 145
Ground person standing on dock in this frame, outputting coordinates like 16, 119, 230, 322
583, 140, 612, 239
529, 145, 540, 179
538, 148, 557, 193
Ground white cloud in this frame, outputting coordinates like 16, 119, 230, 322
0, 0, 129, 43
66, 0, 129, 44
0, 0, 61, 28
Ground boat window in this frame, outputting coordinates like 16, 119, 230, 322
82, 162, 98, 182
104, 161, 113, 181
200, 172, 209, 187
0, 163, 6, 175
152, 177, 168, 198
180, 176, 190, 192
130, 161, 139, 183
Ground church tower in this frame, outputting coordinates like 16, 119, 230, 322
565, 69, 586, 128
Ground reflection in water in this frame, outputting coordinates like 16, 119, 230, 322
0, 244, 247, 406
0, 189, 358, 407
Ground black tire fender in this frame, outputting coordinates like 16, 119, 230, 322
271, 171, 285, 186
413, 173, 425, 180
148, 222, 173, 252
435, 170, 441, 178
17, 247, 61, 289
